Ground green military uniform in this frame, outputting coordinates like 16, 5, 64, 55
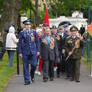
64, 26, 84, 82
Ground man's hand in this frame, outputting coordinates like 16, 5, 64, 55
37, 52, 40, 56
68, 51, 72, 56
62, 49, 65, 54
80, 36, 83, 40
19, 54, 22, 58
56, 35, 60, 40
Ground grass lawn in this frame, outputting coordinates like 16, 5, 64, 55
0, 52, 17, 92
81, 56, 91, 69
81, 47, 91, 69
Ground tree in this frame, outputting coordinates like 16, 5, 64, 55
21, 0, 41, 26
48, 0, 92, 19
0, 0, 22, 41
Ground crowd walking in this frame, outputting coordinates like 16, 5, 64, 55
0, 18, 86, 85
17, 19, 86, 85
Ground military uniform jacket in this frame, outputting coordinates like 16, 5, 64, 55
40, 35, 59, 62
64, 36, 84, 59
18, 29, 40, 55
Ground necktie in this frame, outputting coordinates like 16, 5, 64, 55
46, 36, 50, 44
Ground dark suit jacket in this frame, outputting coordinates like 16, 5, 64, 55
40, 35, 59, 62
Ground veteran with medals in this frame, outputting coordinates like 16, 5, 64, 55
64, 26, 84, 83
18, 19, 40, 85
40, 27, 59, 82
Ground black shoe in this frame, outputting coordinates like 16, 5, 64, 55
76, 80, 80, 83
24, 81, 30, 85
43, 79, 48, 82
57, 74, 60, 78
50, 78, 54, 81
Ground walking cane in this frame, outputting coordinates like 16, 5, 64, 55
17, 49, 20, 75
66, 46, 76, 61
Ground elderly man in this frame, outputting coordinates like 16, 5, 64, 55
40, 27, 59, 82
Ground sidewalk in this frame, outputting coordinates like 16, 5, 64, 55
3, 63, 92, 92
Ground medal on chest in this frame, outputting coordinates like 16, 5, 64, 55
30, 33, 35, 41
50, 37, 55, 49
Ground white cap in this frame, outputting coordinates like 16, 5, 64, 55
9, 26, 15, 33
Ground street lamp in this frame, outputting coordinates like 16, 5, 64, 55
87, 0, 91, 61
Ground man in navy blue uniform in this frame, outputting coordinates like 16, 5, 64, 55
18, 19, 40, 85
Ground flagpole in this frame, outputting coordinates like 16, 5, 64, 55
87, 0, 91, 62
88, 0, 92, 77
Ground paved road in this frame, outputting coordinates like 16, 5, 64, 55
3, 64, 92, 92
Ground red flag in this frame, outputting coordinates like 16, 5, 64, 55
88, 22, 92, 36
43, 7, 49, 26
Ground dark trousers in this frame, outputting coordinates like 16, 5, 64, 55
0, 47, 5, 61
0, 53, 3, 61
49, 60, 54, 78
43, 60, 48, 80
71, 59, 80, 81
61, 54, 66, 73
30, 65, 36, 79
57, 62, 62, 76
65, 59, 71, 77
57, 52, 62, 76
43, 60, 54, 80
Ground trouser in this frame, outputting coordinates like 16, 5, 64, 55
57, 62, 62, 76
49, 60, 54, 78
30, 65, 36, 79
81, 48, 84, 56
0, 47, 5, 61
43, 60, 54, 80
71, 59, 80, 81
57, 54, 66, 75
61, 54, 66, 73
57, 52, 62, 76
65, 59, 71, 77
7, 50, 15, 67
43, 60, 48, 80
23, 54, 37, 83
0, 53, 3, 61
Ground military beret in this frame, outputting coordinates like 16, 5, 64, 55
63, 24, 69, 28
70, 26, 78, 32
58, 26, 64, 29
23, 19, 31, 25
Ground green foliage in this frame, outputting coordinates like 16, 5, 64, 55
22, 0, 32, 10
81, 42, 92, 68
81, 47, 91, 68
0, 0, 92, 24
0, 0, 4, 13
49, 0, 92, 18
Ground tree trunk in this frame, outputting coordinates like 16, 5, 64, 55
0, 0, 21, 41
34, 0, 41, 26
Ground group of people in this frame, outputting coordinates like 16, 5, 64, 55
39, 24, 85, 83
4, 19, 86, 85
